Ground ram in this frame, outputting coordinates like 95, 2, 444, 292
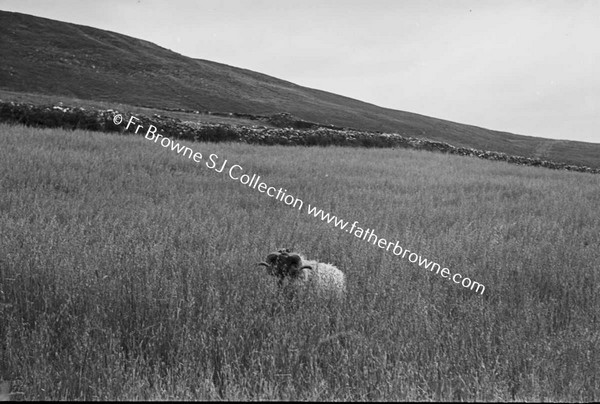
257, 248, 347, 300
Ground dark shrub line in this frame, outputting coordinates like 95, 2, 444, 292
1, 100, 598, 174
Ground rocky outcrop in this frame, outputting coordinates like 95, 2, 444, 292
1, 100, 598, 174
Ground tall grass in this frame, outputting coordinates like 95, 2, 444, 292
0, 123, 598, 400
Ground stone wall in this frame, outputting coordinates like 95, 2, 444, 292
1, 100, 598, 174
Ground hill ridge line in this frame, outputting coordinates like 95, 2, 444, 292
2, 9, 600, 169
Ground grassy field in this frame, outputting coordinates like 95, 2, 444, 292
0, 122, 599, 400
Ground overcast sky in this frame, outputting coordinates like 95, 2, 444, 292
2, 0, 599, 143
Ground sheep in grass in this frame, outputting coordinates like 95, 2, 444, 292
257, 248, 347, 300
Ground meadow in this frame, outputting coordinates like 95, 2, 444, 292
0, 122, 599, 400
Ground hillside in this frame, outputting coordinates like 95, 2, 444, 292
1, 10, 599, 168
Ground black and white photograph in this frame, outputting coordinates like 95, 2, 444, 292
0, 0, 599, 401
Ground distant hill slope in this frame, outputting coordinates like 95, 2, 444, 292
1, 10, 599, 168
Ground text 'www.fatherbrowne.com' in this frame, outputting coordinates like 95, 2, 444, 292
305, 206, 485, 294
116, 114, 485, 294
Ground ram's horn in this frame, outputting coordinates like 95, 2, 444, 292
300, 265, 313, 270
257, 262, 269, 267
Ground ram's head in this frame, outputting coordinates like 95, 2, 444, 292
258, 249, 312, 280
